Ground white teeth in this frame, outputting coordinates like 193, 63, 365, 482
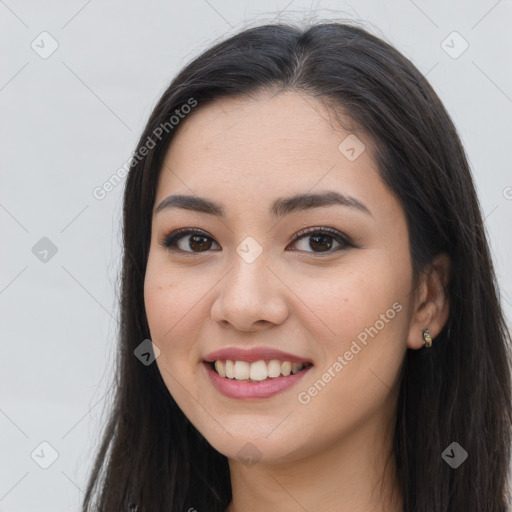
214, 359, 308, 381
234, 361, 250, 380
280, 361, 291, 377
215, 360, 226, 377
267, 359, 281, 378
249, 360, 268, 381
225, 360, 235, 379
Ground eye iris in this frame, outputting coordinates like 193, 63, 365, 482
189, 234, 212, 252
309, 234, 333, 252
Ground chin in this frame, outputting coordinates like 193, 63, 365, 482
187, 413, 311, 465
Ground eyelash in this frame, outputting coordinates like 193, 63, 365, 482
159, 226, 355, 256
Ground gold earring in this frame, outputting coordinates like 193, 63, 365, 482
423, 328, 432, 348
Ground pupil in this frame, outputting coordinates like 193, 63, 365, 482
310, 234, 332, 252
190, 235, 211, 251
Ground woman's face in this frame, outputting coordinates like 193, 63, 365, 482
144, 91, 417, 464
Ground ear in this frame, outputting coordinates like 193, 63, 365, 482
407, 252, 451, 350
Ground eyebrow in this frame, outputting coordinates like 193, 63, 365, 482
155, 191, 372, 218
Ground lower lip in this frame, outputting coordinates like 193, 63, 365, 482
203, 362, 312, 399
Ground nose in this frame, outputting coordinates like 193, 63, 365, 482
210, 254, 289, 332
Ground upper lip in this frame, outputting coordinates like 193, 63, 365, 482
204, 347, 313, 364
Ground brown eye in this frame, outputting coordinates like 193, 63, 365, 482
288, 227, 353, 254
161, 229, 220, 253
160, 226, 354, 255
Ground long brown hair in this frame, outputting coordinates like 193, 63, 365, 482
82, 20, 512, 512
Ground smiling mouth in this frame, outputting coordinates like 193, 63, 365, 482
209, 359, 313, 383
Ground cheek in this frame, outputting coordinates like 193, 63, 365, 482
295, 269, 408, 435
144, 270, 170, 341
144, 264, 202, 405
296, 262, 404, 336
144, 260, 194, 353
296, 256, 412, 388
144, 255, 216, 385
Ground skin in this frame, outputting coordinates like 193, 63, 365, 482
144, 90, 451, 512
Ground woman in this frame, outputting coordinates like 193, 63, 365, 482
82, 20, 512, 512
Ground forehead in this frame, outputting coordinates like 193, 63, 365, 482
155, 91, 397, 222
163, 91, 373, 169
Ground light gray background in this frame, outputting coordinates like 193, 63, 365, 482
1, 1, 511, 511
